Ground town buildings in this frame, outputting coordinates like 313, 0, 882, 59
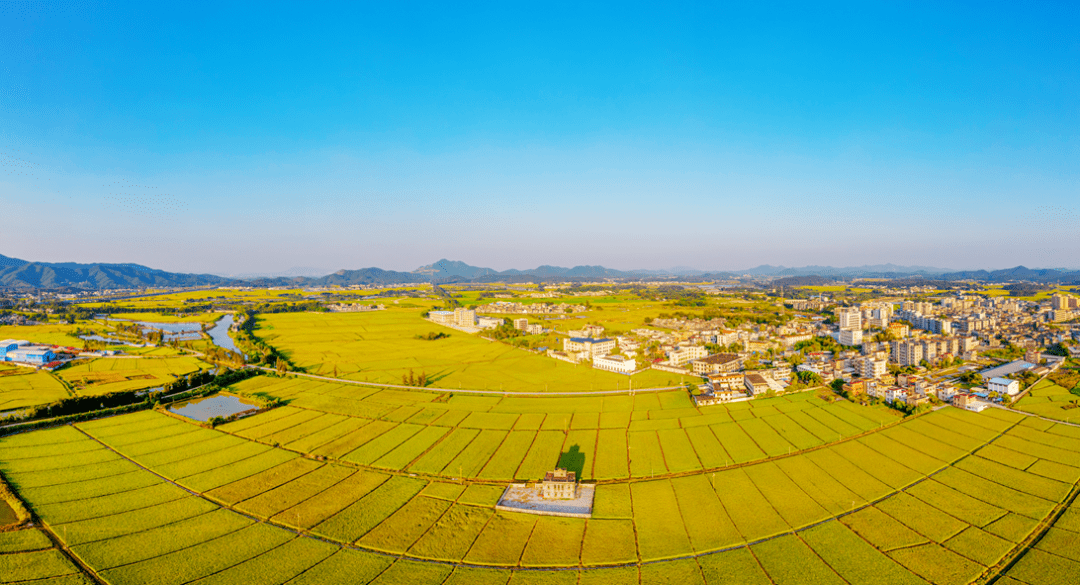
691, 353, 743, 375
563, 337, 616, 359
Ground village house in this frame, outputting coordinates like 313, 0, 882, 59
708, 371, 744, 390
541, 468, 578, 499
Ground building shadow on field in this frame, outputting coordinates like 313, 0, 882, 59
557, 445, 586, 478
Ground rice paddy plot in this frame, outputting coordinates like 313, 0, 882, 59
0, 370, 71, 412
57, 356, 210, 395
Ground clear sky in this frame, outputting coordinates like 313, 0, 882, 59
2, 1, 1078, 275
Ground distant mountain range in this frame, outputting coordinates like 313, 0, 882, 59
0, 254, 230, 290
2, 254, 1080, 290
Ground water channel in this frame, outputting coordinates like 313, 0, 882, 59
80, 314, 243, 354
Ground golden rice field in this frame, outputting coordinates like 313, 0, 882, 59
0, 369, 71, 412
1, 397, 1077, 584
256, 310, 677, 392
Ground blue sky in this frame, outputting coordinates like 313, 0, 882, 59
1, 1, 1078, 274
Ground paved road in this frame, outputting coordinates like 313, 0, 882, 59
246, 365, 686, 396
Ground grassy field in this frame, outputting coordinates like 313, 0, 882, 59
55, 356, 211, 395
1, 404, 1076, 583
256, 310, 678, 392
0, 369, 71, 412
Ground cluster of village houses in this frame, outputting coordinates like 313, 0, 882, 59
464, 291, 1080, 411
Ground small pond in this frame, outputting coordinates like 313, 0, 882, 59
167, 393, 259, 422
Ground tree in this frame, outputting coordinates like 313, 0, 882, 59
276, 357, 287, 375
787, 354, 804, 367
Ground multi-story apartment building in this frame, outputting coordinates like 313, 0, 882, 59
891, 340, 924, 366
454, 308, 477, 327
839, 329, 863, 347
837, 307, 862, 331
860, 357, 887, 379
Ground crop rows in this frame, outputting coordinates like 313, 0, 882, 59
2, 403, 1076, 584
220, 375, 899, 481
0, 370, 71, 412
0, 527, 92, 584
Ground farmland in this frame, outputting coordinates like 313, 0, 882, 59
254, 310, 684, 392
0, 394, 1077, 584
1014, 378, 1080, 424
218, 374, 900, 480
1, 290, 1078, 584
0, 369, 71, 412
55, 356, 211, 395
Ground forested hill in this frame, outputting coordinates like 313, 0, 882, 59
0, 254, 231, 290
